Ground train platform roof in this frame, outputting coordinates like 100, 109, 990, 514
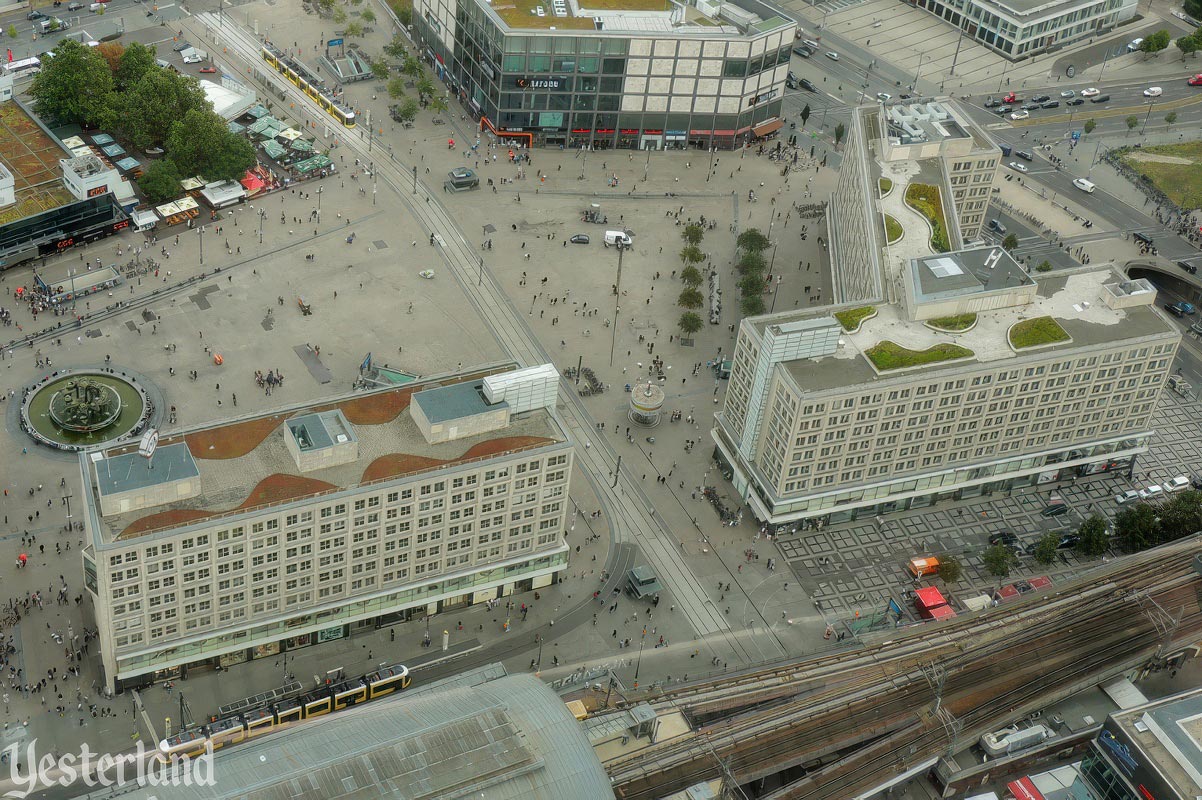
105, 671, 613, 800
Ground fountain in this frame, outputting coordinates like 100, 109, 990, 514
21, 369, 151, 450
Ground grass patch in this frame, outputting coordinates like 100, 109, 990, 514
1119, 141, 1202, 210
865, 341, 973, 370
904, 183, 950, 253
834, 306, 875, 332
927, 313, 976, 331
1009, 316, 1070, 349
879, 177, 893, 194
883, 214, 902, 244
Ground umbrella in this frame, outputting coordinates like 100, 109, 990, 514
18, 554, 26, 564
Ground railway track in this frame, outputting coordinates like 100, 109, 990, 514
604, 537, 1202, 799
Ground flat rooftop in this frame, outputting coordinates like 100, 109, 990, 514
414, 380, 508, 423
781, 266, 1178, 393
487, 0, 779, 33
913, 247, 1034, 302
0, 101, 75, 225
1111, 686, 1202, 795
84, 368, 566, 543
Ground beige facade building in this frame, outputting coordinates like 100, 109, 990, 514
81, 365, 571, 691
714, 256, 1180, 528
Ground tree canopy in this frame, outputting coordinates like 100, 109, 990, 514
119, 68, 209, 151
166, 109, 256, 182
737, 228, 770, 253
138, 160, 183, 204
115, 41, 157, 91
1138, 29, 1171, 55
30, 40, 114, 126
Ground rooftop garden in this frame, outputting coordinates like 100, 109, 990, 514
926, 313, 976, 332
1009, 316, 1070, 349
883, 214, 902, 244
834, 306, 876, 332
904, 183, 950, 253
865, 340, 973, 371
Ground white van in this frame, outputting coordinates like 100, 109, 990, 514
1072, 178, 1096, 193
604, 230, 632, 248
802, 39, 819, 50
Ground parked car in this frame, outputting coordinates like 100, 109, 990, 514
1041, 100, 1060, 109
1127, 38, 1143, 51
1138, 485, 1165, 500
1163, 476, 1191, 493
1061, 89, 1076, 98
1021, 103, 1041, 111
198, 66, 217, 73
800, 78, 818, 92
1179, 302, 1197, 315
990, 532, 1025, 555
569, 234, 590, 244
1066, 98, 1084, 106
1057, 534, 1081, 550
996, 105, 1014, 115
786, 78, 798, 89
173, 40, 191, 52
1008, 161, 1029, 173
984, 97, 1001, 108
1031, 94, 1051, 103
1080, 87, 1100, 97
1165, 302, 1189, 318
1010, 110, 1029, 120
67, 1, 84, 9
1114, 490, 1141, 505
1090, 94, 1111, 103
1178, 260, 1198, 274
1190, 74, 1202, 86
1041, 499, 1070, 517
792, 46, 812, 58
1144, 86, 1163, 97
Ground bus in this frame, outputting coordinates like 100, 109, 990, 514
2, 57, 41, 79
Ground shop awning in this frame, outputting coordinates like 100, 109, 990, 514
914, 586, 946, 610
752, 119, 783, 137
1007, 777, 1045, 800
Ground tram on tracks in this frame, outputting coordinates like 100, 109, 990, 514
260, 42, 356, 128
157, 663, 409, 760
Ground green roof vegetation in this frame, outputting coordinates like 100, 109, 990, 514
834, 306, 875, 332
883, 214, 902, 244
865, 340, 973, 371
491, 0, 599, 28
878, 177, 893, 195
927, 313, 976, 331
1009, 316, 1070, 349
904, 183, 950, 253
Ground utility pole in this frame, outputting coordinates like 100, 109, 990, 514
478, 256, 484, 287
1140, 100, 1155, 135
197, 225, 204, 265
412, 165, 418, 195
258, 208, 265, 244
612, 455, 621, 488
608, 243, 624, 366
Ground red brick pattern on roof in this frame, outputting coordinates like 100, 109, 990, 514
118, 473, 337, 538
360, 436, 556, 483
185, 416, 286, 460
325, 388, 413, 425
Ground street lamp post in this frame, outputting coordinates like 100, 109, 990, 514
478, 256, 484, 287
608, 244, 624, 366
1140, 100, 1155, 135
197, 225, 204, 265
632, 625, 648, 688
913, 52, 926, 90
1087, 139, 1103, 178
258, 208, 266, 244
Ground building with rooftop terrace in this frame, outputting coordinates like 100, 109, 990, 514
1079, 684, 1202, 800
411, 0, 794, 149
81, 365, 572, 691
712, 263, 1180, 528
830, 99, 1002, 306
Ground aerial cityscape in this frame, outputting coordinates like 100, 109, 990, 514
0, 0, 1199, 794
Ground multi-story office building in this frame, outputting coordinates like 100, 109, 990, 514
713, 252, 1180, 527
907, 0, 1136, 59
81, 365, 572, 691
830, 99, 1001, 306
411, 0, 794, 149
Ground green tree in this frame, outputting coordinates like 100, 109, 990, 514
383, 37, 408, 60
736, 228, 770, 253
116, 42, 158, 90
1166, 111, 1179, 126
679, 244, 703, 269
738, 272, 765, 296
1076, 515, 1111, 558
118, 69, 209, 151
937, 556, 962, 584
834, 122, 846, 147
6, 26, 16, 40
1001, 233, 1019, 251
1083, 118, 1096, 136
29, 40, 115, 126
402, 53, 424, 80
1156, 490, 1202, 542
166, 108, 255, 181
741, 294, 766, 316
361, 8, 376, 23
371, 60, 390, 80
680, 266, 703, 287
417, 75, 436, 100
318, 0, 335, 10
1032, 532, 1058, 565
737, 250, 766, 276
137, 160, 183, 204
681, 222, 704, 247
983, 544, 1018, 577
678, 287, 703, 309
678, 311, 703, 336
1176, 33, 1201, 59
1189, 0, 1202, 19
430, 96, 449, 115
387, 77, 407, 100
1139, 29, 1171, 56
333, 7, 347, 23
800, 104, 811, 127
1126, 115, 1139, 134
395, 4, 413, 25
1035, 260, 1053, 272
1115, 503, 1159, 553
344, 21, 365, 37
396, 98, 419, 122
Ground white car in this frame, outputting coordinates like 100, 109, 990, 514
1081, 87, 1100, 97
1114, 490, 1141, 505
1144, 86, 1163, 97
1163, 475, 1190, 493
1138, 484, 1165, 500
1061, 89, 1076, 98
1008, 161, 1029, 173
1128, 37, 1143, 51
1009, 110, 1029, 120
825, 51, 840, 60
876, 92, 892, 102
182, 55, 202, 64
1072, 178, 1096, 193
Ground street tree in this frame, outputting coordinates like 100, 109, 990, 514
1125, 115, 1140, 134
96, 42, 124, 74
345, 21, 366, 37
1189, 0, 1202, 20
1176, 33, 1201, 59
371, 60, 390, 81
1032, 532, 1058, 565
740, 294, 766, 316
137, 160, 183, 204
680, 266, 703, 287
737, 228, 770, 253
1166, 111, 1179, 126
678, 288, 703, 309
800, 104, 811, 127
387, 77, 407, 100
737, 250, 766, 276
430, 96, 449, 115
1083, 118, 1096, 136
119, 69, 210, 151
317, 0, 335, 10
678, 311, 703, 336
6, 26, 16, 40
394, 4, 413, 25
402, 53, 424, 80
361, 8, 376, 23
1139, 29, 1171, 56
383, 37, 408, 60
937, 557, 962, 584
1036, 260, 1053, 272
417, 75, 436, 101
29, 40, 115, 127
983, 544, 1018, 577
1076, 515, 1111, 557
1001, 233, 1019, 251
333, 7, 348, 23
166, 108, 255, 182
396, 98, 419, 123
1114, 502, 1159, 552
679, 244, 703, 269
834, 122, 846, 148
115, 41, 157, 90
681, 222, 704, 247
1156, 490, 1202, 542
738, 272, 766, 296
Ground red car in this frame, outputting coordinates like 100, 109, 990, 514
199, 67, 217, 73
1003, 92, 1018, 103
1189, 74, 1202, 86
